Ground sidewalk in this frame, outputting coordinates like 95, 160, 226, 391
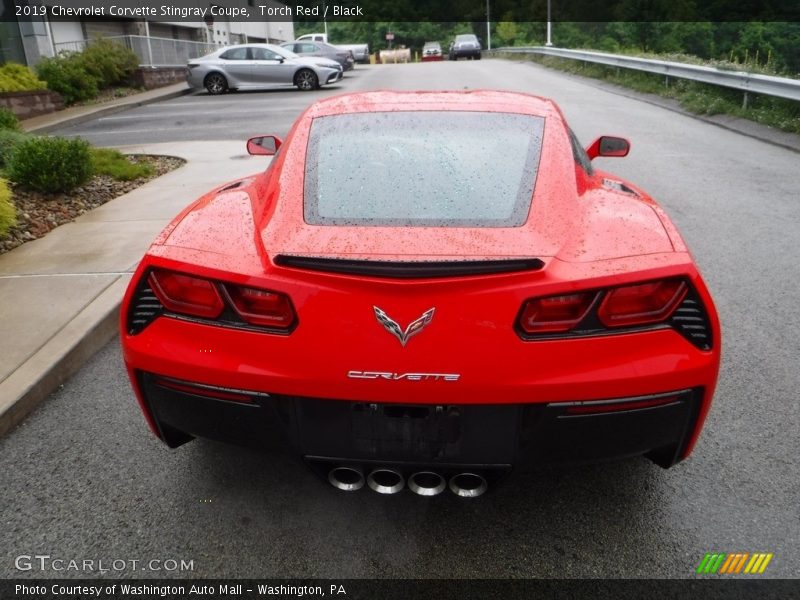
0, 141, 271, 437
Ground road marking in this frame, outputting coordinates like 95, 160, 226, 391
98, 108, 298, 122
59, 124, 237, 136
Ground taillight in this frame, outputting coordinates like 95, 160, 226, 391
598, 279, 687, 327
518, 292, 596, 334
148, 270, 224, 319
223, 284, 295, 330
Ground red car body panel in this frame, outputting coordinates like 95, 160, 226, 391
121, 91, 720, 482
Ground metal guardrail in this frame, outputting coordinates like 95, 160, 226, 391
494, 47, 800, 105
54, 36, 219, 67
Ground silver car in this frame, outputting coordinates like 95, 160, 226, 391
187, 43, 344, 94
281, 41, 355, 71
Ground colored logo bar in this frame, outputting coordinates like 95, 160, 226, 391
696, 553, 773, 574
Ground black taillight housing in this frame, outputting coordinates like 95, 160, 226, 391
128, 269, 296, 335
516, 278, 712, 349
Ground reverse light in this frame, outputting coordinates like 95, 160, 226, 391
223, 284, 295, 330
148, 270, 224, 319
518, 292, 596, 334
598, 279, 687, 327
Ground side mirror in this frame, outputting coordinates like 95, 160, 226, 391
586, 136, 630, 160
247, 135, 282, 156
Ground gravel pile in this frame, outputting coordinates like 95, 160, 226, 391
1, 155, 185, 254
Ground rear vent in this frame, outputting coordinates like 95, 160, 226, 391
127, 280, 164, 335
274, 256, 545, 278
217, 181, 246, 192
670, 289, 713, 350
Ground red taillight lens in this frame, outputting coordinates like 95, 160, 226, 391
598, 279, 687, 327
518, 292, 596, 333
149, 269, 224, 319
223, 284, 295, 329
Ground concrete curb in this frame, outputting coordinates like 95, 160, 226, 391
23, 86, 193, 134
0, 276, 130, 438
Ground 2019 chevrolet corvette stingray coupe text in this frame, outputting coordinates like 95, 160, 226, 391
121, 91, 720, 497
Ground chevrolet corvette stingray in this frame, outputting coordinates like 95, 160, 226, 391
121, 91, 720, 497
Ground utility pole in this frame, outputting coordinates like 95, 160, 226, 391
486, 0, 491, 50
546, 0, 553, 46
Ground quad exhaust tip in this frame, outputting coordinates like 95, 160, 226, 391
449, 472, 488, 498
367, 468, 405, 494
327, 465, 488, 497
328, 466, 365, 492
408, 471, 446, 496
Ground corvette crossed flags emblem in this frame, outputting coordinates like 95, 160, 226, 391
373, 306, 435, 347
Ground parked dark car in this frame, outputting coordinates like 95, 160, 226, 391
449, 34, 482, 60
282, 41, 355, 71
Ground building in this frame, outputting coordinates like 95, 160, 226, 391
1, 0, 295, 67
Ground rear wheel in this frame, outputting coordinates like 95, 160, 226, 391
204, 73, 228, 95
295, 69, 319, 91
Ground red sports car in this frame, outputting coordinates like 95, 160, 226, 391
121, 91, 720, 498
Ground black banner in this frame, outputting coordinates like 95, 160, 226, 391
2, 579, 800, 600
4, 0, 800, 23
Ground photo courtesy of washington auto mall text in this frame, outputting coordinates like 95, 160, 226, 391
11, 582, 348, 598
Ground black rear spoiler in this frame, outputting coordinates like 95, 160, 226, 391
273, 256, 544, 278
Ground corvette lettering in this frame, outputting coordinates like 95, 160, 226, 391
347, 371, 460, 382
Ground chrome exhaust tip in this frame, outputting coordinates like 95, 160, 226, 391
367, 468, 405, 494
328, 466, 365, 491
408, 471, 446, 496
449, 472, 488, 498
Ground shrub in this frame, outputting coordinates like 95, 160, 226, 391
90, 148, 153, 181
8, 136, 92, 193
79, 38, 140, 88
0, 178, 17, 238
0, 62, 47, 93
0, 107, 21, 131
36, 54, 99, 105
0, 129, 28, 167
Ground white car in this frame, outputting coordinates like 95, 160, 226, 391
187, 43, 343, 93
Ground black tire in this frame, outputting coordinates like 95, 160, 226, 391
295, 69, 319, 91
204, 72, 228, 95
476, 53, 482, 60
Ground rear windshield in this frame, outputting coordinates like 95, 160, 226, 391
304, 111, 544, 227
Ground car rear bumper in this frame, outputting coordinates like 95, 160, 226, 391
136, 370, 704, 470
451, 48, 481, 58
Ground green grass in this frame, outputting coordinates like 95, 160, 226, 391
503, 53, 800, 135
90, 148, 154, 181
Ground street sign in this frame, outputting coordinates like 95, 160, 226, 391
386, 32, 394, 40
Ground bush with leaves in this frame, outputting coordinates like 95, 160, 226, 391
8, 136, 92, 193
0, 178, 17, 238
35, 54, 99, 105
0, 129, 28, 167
79, 38, 140, 88
0, 107, 21, 131
0, 62, 47, 93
